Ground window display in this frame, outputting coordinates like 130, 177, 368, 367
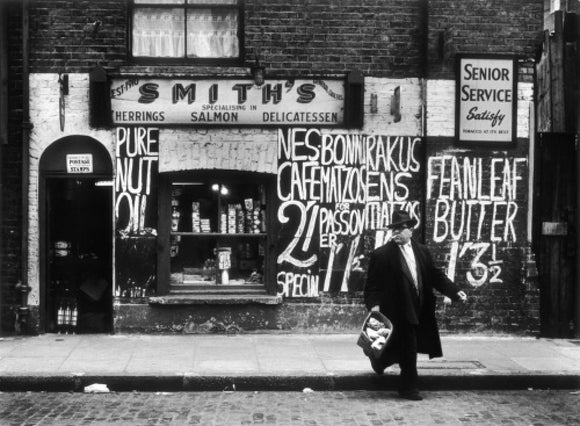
169, 181, 267, 289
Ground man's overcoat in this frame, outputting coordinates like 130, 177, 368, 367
364, 238, 460, 359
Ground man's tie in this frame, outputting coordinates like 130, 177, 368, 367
402, 244, 419, 292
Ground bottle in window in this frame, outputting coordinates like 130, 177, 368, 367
253, 206, 260, 233
171, 205, 181, 232
236, 207, 244, 233
217, 248, 231, 285
71, 304, 78, 334
260, 208, 266, 233
57, 302, 65, 334
191, 202, 201, 233
64, 302, 71, 334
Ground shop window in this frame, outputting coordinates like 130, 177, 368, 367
165, 175, 270, 293
131, 0, 242, 64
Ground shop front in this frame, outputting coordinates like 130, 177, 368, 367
12, 0, 543, 337
109, 73, 377, 333
27, 63, 537, 335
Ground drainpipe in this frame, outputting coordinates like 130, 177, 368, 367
575, 132, 580, 338
419, 0, 428, 243
16, 0, 32, 334
575, 11, 580, 339
0, 2, 5, 334
575, 125, 580, 337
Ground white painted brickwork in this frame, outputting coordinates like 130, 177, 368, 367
159, 78, 424, 172
28, 74, 115, 304
362, 78, 423, 136
427, 80, 533, 138
158, 129, 278, 174
27, 73, 532, 306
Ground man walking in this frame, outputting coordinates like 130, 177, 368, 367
364, 209, 467, 401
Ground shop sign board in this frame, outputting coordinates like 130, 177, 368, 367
66, 153, 93, 173
456, 55, 517, 145
110, 78, 345, 126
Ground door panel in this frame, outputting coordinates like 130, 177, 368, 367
535, 133, 576, 337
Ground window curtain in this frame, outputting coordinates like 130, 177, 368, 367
132, 8, 185, 57
187, 9, 239, 58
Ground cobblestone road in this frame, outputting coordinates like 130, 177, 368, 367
0, 390, 579, 425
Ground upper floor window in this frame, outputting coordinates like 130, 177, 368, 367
131, 0, 242, 62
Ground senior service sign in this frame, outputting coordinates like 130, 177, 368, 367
456, 55, 517, 145
110, 78, 345, 126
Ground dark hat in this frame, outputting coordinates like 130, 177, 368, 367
387, 210, 418, 229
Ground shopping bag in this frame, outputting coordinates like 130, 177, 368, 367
356, 310, 394, 359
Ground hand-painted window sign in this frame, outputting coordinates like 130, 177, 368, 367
456, 55, 517, 145
66, 154, 93, 173
110, 78, 345, 126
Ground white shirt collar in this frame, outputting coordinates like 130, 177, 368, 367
399, 242, 412, 250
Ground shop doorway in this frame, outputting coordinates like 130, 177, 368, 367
39, 136, 113, 334
44, 178, 113, 333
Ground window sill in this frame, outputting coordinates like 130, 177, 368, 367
113, 66, 249, 78
149, 294, 282, 305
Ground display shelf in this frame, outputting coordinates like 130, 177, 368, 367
158, 172, 274, 296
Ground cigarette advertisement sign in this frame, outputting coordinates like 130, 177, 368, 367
456, 55, 517, 145
110, 78, 345, 126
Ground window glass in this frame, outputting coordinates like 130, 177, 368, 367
132, 0, 240, 60
132, 8, 185, 58
187, 9, 239, 58
169, 181, 267, 288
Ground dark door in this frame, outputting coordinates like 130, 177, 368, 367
534, 133, 577, 337
45, 177, 113, 333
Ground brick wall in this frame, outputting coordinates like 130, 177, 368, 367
28, 0, 126, 73
26, 0, 543, 78
159, 130, 278, 174
1, 2, 23, 334
28, 0, 427, 77
427, 0, 544, 79
424, 1, 543, 333
245, 0, 427, 77
17, 1, 545, 334
424, 138, 537, 333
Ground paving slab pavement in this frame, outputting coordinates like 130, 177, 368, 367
0, 334, 579, 392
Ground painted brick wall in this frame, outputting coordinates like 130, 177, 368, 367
16, 1, 544, 334
427, 80, 534, 138
158, 130, 278, 174
424, 0, 543, 333
27, 74, 115, 308
158, 76, 425, 175
424, 138, 537, 333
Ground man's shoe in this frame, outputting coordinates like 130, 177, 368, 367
370, 358, 384, 375
398, 390, 423, 401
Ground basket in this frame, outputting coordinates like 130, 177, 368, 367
356, 310, 394, 359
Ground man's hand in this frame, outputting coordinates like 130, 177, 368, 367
371, 305, 380, 312
444, 291, 467, 305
